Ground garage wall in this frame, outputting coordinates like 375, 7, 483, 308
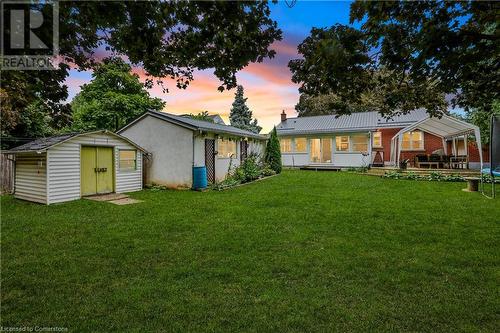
47, 132, 143, 204
120, 115, 193, 188
14, 153, 47, 204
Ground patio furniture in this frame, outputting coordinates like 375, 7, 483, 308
415, 154, 439, 169
450, 155, 468, 169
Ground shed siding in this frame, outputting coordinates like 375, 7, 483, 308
47, 132, 142, 204
14, 153, 47, 204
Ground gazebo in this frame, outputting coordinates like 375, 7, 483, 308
390, 114, 483, 169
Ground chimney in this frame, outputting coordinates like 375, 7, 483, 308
281, 110, 287, 122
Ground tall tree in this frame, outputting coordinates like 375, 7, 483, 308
289, 1, 499, 117
265, 127, 282, 174
71, 58, 165, 131
229, 86, 262, 133
1, 1, 281, 139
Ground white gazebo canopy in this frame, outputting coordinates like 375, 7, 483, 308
390, 114, 483, 168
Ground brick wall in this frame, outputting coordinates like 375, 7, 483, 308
374, 128, 445, 165
468, 141, 489, 162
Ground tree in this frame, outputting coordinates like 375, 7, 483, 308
188, 111, 214, 123
229, 86, 262, 133
71, 58, 165, 131
2, 1, 281, 140
465, 101, 500, 145
0, 66, 72, 141
289, 1, 498, 117
265, 127, 282, 174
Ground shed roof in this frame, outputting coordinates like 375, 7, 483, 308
7, 130, 148, 154
276, 109, 429, 136
120, 111, 266, 140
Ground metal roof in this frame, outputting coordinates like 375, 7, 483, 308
120, 111, 266, 140
7, 133, 80, 153
276, 109, 429, 136
7, 130, 148, 154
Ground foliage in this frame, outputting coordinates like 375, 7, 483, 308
229, 86, 262, 134
212, 153, 275, 190
0, 66, 72, 145
464, 101, 500, 145
71, 58, 165, 132
2, 1, 280, 142
188, 111, 214, 123
2, 171, 499, 332
265, 127, 282, 174
235, 154, 262, 183
346, 167, 369, 173
289, 1, 499, 118
382, 171, 467, 182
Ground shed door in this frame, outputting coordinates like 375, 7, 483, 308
205, 139, 216, 183
81, 146, 114, 196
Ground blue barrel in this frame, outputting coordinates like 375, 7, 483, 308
192, 166, 208, 190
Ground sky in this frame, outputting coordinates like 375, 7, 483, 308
65, 1, 355, 133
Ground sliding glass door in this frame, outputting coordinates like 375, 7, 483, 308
310, 138, 332, 163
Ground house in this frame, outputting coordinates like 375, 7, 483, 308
208, 114, 226, 125
7, 130, 147, 204
276, 110, 486, 169
119, 110, 267, 188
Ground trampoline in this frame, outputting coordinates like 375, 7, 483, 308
481, 115, 500, 198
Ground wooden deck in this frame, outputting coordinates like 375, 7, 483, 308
368, 166, 480, 176
300, 165, 342, 171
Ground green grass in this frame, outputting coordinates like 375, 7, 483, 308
1, 171, 499, 332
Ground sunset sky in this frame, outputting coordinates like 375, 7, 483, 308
65, 1, 355, 132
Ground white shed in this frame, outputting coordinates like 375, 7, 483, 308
7, 130, 147, 204
119, 111, 267, 188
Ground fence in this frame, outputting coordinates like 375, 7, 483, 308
0, 153, 14, 194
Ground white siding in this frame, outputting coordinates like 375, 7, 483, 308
120, 115, 193, 188
279, 134, 372, 168
14, 153, 47, 204
47, 132, 143, 204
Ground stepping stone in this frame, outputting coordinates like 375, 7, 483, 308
108, 198, 142, 205
85, 193, 129, 202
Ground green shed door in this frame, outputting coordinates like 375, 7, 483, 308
81, 146, 98, 196
81, 146, 114, 196
96, 147, 114, 194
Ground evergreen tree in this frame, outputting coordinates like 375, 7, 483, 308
229, 86, 262, 134
265, 127, 282, 174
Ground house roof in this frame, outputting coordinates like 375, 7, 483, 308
7, 130, 148, 154
276, 109, 429, 136
120, 110, 266, 140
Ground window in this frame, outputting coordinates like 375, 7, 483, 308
294, 138, 307, 152
373, 131, 382, 148
217, 139, 237, 158
335, 136, 349, 151
352, 135, 369, 152
280, 138, 292, 153
402, 131, 424, 150
119, 150, 137, 170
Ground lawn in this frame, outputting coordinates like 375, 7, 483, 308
1, 170, 499, 332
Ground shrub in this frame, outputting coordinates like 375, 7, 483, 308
427, 171, 444, 181
265, 127, 282, 174
260, 166, 276, 177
